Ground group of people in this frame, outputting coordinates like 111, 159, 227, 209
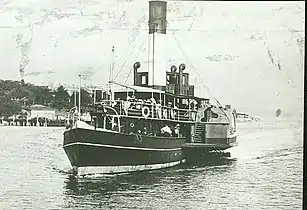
132, 124, 180, 137
125, 95, 182, 110
126, 95, 159, 110
160, 124, 180, 137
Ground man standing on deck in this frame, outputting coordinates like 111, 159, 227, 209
161, 125, 172, 137
174, 124, 180, 137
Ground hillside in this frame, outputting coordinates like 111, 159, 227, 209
0, 0, 304, 120
0, 79, 93, 116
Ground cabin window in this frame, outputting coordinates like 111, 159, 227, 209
142, 75, 146, 85
182, 75, 185, 85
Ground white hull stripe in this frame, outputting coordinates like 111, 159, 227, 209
63, 142, 182, 151
74, 159, 186, 176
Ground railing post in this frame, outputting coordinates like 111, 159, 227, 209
151, 104, 154, 119
103, 116, 106, 129
118, 117, 121, 132
119, 100, 122, 115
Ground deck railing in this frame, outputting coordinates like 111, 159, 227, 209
94, 100, 197, 122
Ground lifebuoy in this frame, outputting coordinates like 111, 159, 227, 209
130, 122, 135, 128
142, 106, 150, 118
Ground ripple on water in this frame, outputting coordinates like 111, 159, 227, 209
0, 122, 303, 209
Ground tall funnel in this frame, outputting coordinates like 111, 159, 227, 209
148, 1, 167, 87
149, 1, 167, 34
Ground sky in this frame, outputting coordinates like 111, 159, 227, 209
0, 0, 305, 120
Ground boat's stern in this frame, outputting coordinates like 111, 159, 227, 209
206, 106, 238, 149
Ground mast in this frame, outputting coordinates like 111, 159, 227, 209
110, 80, 137, 91
109, 45, 115, 101
93, 89, 96, 104
152, 23, 155, 88
74, 84, 77, 107
78, 74, 81, 121
148, 31, 151, 83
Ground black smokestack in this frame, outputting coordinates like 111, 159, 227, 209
179, 63, 185, 95
149, 1, 167, 34
133, 62, 141, 85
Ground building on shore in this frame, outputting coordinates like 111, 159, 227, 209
29, 104, 56, 120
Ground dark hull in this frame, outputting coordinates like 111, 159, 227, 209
181, 136, 237, 163
63, 127, 186, 175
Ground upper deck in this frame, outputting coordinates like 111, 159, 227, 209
89, 62, 212, 123
92, 97, 198, 123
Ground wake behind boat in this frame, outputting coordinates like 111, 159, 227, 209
63, 1, 238, 176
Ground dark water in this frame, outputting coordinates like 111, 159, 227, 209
0, 119, 303, 209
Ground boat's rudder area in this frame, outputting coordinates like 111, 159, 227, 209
182, 105, 238, 162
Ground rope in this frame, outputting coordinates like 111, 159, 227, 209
171, 33, 230, 120
113, 15, 147, 81
124, 34, 148, 84
113, 33, 141, 81
171, 33, 219, 105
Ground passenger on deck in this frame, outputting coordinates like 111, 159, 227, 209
111, 100, 117, 107
136, 99, 143, 109
123, 100, 132, 114
161, 125, 172, 137
127, 95, 137, 108
112, 123, 118, 131
143, 127, 147, 135
155, 101, 162, 118
131, 95, 136, 101
145, 99, 152, 104
150, 98, 156, 104
174, 124, 180, 137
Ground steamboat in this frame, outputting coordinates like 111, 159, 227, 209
63, 1, 237, 176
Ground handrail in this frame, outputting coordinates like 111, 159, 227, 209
198, 121, 230, 125
93, 99, 197, 122
95, 99, 197, 113
109, 80, 137, 91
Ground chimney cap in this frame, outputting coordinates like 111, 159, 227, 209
133, 62, 141, 69
170, 65, 177, 72
179, 63, 186, 71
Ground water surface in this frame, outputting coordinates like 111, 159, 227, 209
0, 119, 303, 209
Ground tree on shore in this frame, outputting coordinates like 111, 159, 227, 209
0, 80, 95, 115
70, 88, 93, 108
0, 96, 22, 117
52, 85, 71, 110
